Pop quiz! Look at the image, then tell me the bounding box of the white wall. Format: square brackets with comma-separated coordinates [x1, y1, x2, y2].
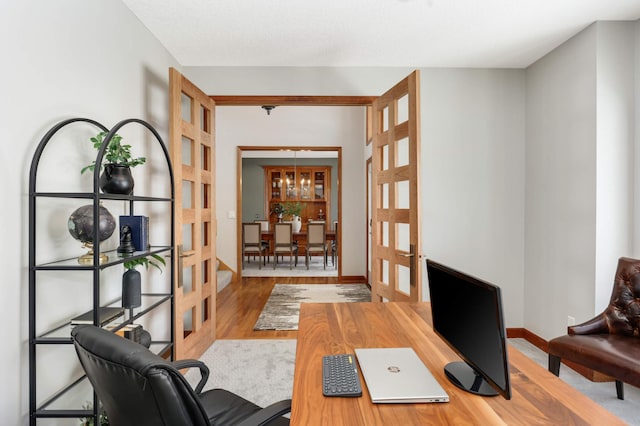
[421, 69, 526, 327]
[214, 105, 367, 276]
[1, 1, 180, 424]
[636, 22, 640, 255]
[525, 21, 638, 340]
[525, 25, 599, 341]
[595, 22, 636, 311]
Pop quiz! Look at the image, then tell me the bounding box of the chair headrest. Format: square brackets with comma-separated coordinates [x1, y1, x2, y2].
[606, 257, 640, 336]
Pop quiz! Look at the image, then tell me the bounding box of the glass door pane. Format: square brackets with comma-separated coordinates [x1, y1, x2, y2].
[314, 171, 325, 200]
[285, 170, 297, 200]
[300, 171, 311, 200]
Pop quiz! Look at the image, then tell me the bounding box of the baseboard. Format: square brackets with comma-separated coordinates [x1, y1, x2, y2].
[339, 275, 367, 283]
[507, 327, 614, 383]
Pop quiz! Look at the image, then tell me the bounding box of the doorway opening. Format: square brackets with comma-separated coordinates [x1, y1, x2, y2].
[237, 146, 342, 278]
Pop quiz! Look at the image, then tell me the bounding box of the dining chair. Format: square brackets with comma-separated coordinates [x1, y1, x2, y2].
[242, 222, 267, 269]
[273, 222, 298, 269]
[331, 221, 338, 268]
[254, 220, 271, 258]
[306, 222, 327, 270]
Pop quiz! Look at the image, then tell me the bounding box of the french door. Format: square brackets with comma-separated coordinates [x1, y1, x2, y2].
[370, 71, 422, 302]
[169, 68, 217, 359]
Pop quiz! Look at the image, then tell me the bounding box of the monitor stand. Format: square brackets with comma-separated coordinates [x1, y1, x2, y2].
[444, 362, 498, 396]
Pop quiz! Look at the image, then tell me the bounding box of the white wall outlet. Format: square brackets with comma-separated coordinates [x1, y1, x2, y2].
[228, 210, 236, 219]
[567, 316, 576, 326]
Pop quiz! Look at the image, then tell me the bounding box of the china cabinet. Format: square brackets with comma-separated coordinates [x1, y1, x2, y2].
[264, 166, 330, 230]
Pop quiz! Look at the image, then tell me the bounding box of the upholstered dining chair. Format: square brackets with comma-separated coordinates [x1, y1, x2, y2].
[273, 222, 298, 269]
[71, 325, 291, 426]
[242, 222, 267, 269]
[331, 221, 338, 269]
[548, 257, 640, 400]
[306, 222, 327, 270]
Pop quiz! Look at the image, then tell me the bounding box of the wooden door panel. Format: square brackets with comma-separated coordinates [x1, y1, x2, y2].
[169, 67, 216, 359]
[371, 71, 421, 302]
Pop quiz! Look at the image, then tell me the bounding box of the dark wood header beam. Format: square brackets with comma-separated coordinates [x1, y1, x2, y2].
[209, 95, 375, 106]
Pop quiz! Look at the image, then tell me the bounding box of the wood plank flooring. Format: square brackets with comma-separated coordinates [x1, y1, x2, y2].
[216, 276, 349, 339]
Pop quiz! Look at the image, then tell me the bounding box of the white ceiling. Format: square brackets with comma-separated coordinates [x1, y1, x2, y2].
[122, 0, 640, 68]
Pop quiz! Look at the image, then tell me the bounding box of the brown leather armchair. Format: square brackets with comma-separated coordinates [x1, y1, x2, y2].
[548, 257, 640, 400]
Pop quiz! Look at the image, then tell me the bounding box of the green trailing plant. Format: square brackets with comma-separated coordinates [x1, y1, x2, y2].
[81, 131, 146, 174]
[80, 402, 108, 425]
[283, 201, 303, 218]
[123, 253, 166, 272]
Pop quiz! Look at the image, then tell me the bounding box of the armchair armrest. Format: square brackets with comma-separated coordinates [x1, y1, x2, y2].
[236, 399, 292, 426]
[172, 359, 210, 394]
[568, 313, 608, 335]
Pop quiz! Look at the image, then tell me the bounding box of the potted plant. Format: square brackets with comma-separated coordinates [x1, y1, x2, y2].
[81, 131, 146, 195]
[121, 254, 166, 310]
[271, 203, 285, 222]
[283, 201, 303, 232]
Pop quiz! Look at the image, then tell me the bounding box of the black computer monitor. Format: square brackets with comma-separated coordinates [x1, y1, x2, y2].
[426, 259, 511, 399]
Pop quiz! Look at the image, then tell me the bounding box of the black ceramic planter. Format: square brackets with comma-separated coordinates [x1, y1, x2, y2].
[100, 163, 134, 195]
[122, 268, 141, 309]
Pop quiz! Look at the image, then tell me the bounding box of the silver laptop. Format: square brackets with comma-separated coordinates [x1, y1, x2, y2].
[355, 347, 449, 404]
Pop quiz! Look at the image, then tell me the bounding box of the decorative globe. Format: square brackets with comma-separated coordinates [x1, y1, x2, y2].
[67, 204, 116, 244]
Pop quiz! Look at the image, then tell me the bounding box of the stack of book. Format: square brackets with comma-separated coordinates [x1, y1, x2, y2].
[70, 307, 124, 327]
[104, 323, 145, 344]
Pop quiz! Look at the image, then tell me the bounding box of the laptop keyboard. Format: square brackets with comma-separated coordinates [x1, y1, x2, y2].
[322, 354, 363, 397]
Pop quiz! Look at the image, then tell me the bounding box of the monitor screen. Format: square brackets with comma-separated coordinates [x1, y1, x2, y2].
[426, 259, 511, 399]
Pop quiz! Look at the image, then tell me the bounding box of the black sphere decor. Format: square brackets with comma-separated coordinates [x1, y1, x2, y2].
[67, 204, 116, 244]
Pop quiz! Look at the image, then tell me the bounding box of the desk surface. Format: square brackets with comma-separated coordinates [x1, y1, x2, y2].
[291, 302, 624, 425]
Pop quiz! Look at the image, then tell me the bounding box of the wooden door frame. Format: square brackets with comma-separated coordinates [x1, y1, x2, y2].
[236, 145, 342, 279]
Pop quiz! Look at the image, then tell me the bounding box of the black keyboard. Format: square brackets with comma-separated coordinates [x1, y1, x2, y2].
[322, 354, 363, 397]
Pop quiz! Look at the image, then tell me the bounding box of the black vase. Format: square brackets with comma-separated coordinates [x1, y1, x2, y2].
[122, 269, 141, 309]
[100, 163, 134, 195]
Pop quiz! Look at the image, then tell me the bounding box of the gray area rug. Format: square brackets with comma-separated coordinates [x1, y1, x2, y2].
[185, 339, 296, 409]
[254, 283, 371, 330]
[188, 338, 639, 425]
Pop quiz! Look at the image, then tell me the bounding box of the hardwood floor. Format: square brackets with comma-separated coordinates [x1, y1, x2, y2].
[216, 276, 348, 339]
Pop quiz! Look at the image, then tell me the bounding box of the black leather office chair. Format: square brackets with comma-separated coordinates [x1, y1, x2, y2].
[71, 325, 291, 426]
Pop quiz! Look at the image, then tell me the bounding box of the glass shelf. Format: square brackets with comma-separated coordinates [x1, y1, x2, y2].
[36, 295, 172, 341]
[32, 191, 172, 203]
[33, 246, 172, 270]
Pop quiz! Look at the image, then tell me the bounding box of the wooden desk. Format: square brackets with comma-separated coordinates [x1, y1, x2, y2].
[291, 302, 624, 425]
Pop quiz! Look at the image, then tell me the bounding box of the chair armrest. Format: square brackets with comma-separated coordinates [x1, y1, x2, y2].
[568, 313, 608, 335]
[236, 399, 292, 426]
[172, 359, 210, 394]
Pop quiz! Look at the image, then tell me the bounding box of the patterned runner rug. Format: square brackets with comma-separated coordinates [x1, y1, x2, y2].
[254, 283, 371, 330]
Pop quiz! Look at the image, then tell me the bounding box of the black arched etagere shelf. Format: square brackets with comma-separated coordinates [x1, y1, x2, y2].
[28, 118, 175, 425]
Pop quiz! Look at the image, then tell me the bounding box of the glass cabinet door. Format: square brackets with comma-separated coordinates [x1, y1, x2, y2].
[314, 171, 325, 200]
[270, 171, 282, 200]
[284, 170, 297, 200]
[299, 171, 312, 200]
